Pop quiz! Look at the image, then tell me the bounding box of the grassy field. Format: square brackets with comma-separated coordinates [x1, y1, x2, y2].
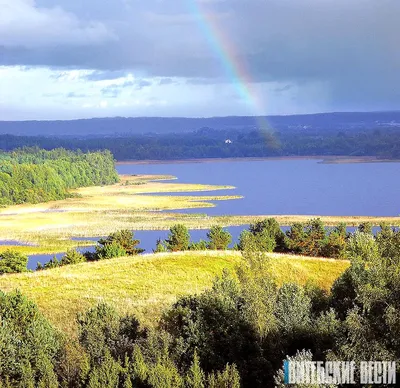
[0, 251, 349, 337]
[0, 174, 242, 254]
[1, 173, 399, 255]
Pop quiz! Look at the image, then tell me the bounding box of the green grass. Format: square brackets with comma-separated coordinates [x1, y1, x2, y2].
[0, 251, 349, 337]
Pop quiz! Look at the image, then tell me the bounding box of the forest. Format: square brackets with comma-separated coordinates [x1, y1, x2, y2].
[0, 148, 119, 206]
[1, 126, 400, 160]
[1, 220, 399, 386]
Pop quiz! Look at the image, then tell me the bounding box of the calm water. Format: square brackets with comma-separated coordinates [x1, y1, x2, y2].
[117, 159, 400, 216]
[24, 159, 400, 268]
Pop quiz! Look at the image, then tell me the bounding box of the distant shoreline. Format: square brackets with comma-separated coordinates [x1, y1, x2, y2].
[116, 156, 400, 165]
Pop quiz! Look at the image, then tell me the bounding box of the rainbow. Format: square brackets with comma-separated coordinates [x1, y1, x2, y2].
[187, 0, 274, 136]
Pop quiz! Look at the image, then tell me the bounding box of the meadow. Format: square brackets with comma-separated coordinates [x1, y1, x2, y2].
[0, 250, 349, 337]
[1, 173, 399, 255]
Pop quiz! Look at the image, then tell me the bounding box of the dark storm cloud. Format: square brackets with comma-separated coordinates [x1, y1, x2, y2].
[1, 0, 399, 109]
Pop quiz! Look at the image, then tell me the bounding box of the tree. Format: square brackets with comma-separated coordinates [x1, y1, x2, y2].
[275, 283, 311, 334]
[208, 364, 241, 388]
[0, 250, 28, 274]
[185, 351, 205, 388]
[346, 231, 379, 261]
[250, 218, 286, 251]
[322, 223, 348, 259]
[77, 303, 141, 367]
[286, 219, 327, 256]
[207, 226, 232, 250]
[0, 291, 62, 386]
[358, 222, 373, 235]
[98, 230, 144, 255]
[238, 229, 276, 252]
[165, 224, 190, 252]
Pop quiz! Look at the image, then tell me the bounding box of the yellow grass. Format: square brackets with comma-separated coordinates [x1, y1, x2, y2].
[0, 173, 399, 254]
[0, 174, 242, 253]
[0, 251, 349, 337]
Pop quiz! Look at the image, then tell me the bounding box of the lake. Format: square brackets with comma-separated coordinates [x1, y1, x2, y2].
[25, 158, 400, 269]
[117, 159, 400, 216]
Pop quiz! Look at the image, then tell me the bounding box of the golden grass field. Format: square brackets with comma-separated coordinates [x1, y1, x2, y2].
[0, 251, 349, 337]
[1, 173, 399, 255]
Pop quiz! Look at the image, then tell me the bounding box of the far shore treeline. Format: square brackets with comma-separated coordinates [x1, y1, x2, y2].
[0, 147, 119, 206]
[1, 125, 400, 161]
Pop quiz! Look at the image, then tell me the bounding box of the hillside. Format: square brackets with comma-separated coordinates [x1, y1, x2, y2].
[0, 251, 349, 337]
[1, 111, 399, 137]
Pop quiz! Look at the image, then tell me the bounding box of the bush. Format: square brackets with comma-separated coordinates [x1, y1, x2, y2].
[153, 238, 168, 253]
[95, 242, 127, 260]
[207, 226, 232, 250]
[60, 249, 86, 266]
[0, 250, 28, 274]
[189, 240, 208, 251]
[165, 224, 190, 252]
[37, 256, 61, 271]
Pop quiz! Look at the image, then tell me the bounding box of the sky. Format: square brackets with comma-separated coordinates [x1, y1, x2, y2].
[0, 0, 399, 120]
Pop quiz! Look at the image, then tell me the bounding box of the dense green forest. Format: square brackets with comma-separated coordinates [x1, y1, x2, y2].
[0, 148, 119, 206]
[1, 224, 399, 386]
[1, 126, 400, 160]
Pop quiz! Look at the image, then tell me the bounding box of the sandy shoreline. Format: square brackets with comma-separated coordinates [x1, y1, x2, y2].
[116, 156, 400, 165]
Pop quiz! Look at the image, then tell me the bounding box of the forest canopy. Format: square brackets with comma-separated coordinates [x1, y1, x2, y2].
[0, 148, 119, 206]
[1, 126, 400, 161]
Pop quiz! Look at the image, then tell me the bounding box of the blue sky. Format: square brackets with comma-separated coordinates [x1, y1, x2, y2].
[0, 0, 399, 120]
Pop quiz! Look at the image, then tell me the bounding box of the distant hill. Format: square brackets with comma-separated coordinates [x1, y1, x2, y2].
[1, 111, 400, 137]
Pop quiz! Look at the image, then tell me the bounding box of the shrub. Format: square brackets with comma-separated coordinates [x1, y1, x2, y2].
[60, 249, 86, 266]
[189, 240, 208, 251]
[0, 250, 28, 274]
[165, 224, 190, 252]
[39, 256, 61, 270]
[153, 239, 168, 253]
[95, 242, 127, 260]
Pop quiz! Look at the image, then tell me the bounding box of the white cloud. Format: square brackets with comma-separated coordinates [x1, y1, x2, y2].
[0, 0, 116, 48]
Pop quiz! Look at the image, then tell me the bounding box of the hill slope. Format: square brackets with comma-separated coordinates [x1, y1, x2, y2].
[1, 111, 399, 136]
[0, 251, 349, 337]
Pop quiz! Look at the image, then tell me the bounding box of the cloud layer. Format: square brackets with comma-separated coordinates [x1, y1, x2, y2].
[0, 0, 399, 118]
